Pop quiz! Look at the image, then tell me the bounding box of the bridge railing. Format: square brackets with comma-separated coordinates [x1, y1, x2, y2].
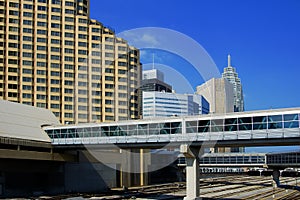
[49, 128, 300, 145]
[44, 111, 300, 145]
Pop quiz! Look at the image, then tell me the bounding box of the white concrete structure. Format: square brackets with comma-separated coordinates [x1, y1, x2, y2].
[142, 91, 209, 118]
[222, 55, 244, 112]
[0, 99, 59, 143]
[196, 78, 234, 114]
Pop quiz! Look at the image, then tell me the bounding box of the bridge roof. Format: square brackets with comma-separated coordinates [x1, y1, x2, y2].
[47, 106, 300, 129]
[0, 100, 59, 143]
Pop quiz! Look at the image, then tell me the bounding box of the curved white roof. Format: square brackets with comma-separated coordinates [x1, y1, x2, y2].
[0, 100, 60, 143]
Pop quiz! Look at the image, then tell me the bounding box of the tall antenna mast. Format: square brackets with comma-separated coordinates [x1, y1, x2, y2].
[228, 54, 231, 67]
[152, 53, 155, 70]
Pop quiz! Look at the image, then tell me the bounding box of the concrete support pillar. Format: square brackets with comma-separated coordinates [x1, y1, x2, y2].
[272, 169, 280, 187]
[120, 149, 150, 187]
[120, 149, 132, 187]
[180, 144, 202, 200]
[140, 149, 149, 186]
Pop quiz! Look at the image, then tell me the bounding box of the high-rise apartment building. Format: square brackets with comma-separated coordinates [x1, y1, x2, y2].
[0, 0, 141, 124]
[222, 55, 244, 112]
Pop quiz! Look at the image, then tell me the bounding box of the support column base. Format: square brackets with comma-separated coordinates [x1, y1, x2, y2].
[184, 197, 202, 200]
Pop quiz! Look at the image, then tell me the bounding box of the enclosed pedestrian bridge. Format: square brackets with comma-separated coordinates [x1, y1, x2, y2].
[44, 107, 300, 148]
[44, 107, 300, 200]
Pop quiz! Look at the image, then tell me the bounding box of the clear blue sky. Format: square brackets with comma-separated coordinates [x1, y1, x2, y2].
[90, 0, 300, 152]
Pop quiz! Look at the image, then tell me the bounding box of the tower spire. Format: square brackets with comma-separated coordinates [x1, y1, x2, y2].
[152, 53, 155, 70]
[227, 54, 231, 67]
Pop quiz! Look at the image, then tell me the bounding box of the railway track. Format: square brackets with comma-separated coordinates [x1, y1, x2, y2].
[202, 177, 298, 200]
[32, 175, 300, 199]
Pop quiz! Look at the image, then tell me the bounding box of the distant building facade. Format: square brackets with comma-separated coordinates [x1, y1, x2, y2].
[140, 69, 172, 117]
[143, 91, 209, 118]
[196, 78, 234, 114]
[141, 69, 172, 93]
[222, 55, 244, 112]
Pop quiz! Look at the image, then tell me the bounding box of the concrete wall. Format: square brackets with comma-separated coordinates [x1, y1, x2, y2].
[64, 162, 117, 193]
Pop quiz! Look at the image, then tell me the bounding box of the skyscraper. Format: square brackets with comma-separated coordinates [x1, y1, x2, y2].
[0, 0, 141, 124]
[196, 78, 234, 114]
[222, 55, 244, 112]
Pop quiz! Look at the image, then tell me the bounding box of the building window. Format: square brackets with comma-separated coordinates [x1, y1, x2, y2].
[65, 17, 74, 22]
[23, 69, 32, 74]
[37, 94, 46, 99]
[22, 60, 32, 66]
[51, 96, 60, 101]
[23, 20, 32, 25]
[65, 25, 74, 30]
[65, 32, 74, 38]
[78, 42, 87, 47]
[23, 52, 33, 58]
[23, 44, 33, 50]
[51, 79, 60, 84]
[92, 28, 100, 33]
[65, 105, 73, 110]
[65, 40, 74, 46]
[38, 6, 47, 11]
[51, 31, 60, 36]
[51, 71, 60, 76]
[23, 28, 33, 33]
[37, 29, 47, 34]
[65, 56, 74, 62]
[65, 97, 73, 102]
[37, 86, 46, 91]
[23, 93, 32, 98]
[65, 48, 74, 54]
[52, 0, 61, 5]
[105, 45, 114, 50]
[51, 104, 60, 109]
[51, 55, 60, 60]
[37, 62, 46, 67]
[37, 14, 47, 19]
[51, 47, 60, 52]
[51, 87, 60, 92]
[37, 22, 46, 27]
[23, 4, 32, 9]
[51, 8, 61, 12]
[65, 1, 75, 6]
[78, 26, 87, 31]
[37, 46, 46, 51]
[65, 9, 75, 14]
[37, 37, 46, 43]
[23, 77, 32, 82]
[37, 54, 46, 59]
[64, 64, 74, 69]
[37, 78, 46, 83]
[92, 36, 100, 40]
[64, 88, 73, 93]
[51, 23, 60, 28]
[64, 72, 73, 77]
[51, 63, 60, 68]
[65, 113, 74, 118]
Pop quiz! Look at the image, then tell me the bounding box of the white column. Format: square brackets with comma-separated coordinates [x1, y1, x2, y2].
[180, 144, 202, 200]
[184, 157, 201, 200]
